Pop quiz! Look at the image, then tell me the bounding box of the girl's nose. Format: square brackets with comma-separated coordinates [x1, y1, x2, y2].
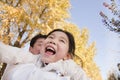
[49, 41, 56, 45]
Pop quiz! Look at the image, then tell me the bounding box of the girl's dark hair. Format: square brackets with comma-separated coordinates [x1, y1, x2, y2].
[47, 29, 75, 57]
[30, 34, 47, 47]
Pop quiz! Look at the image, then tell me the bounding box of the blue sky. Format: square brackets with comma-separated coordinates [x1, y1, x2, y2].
[70, 0, 120, 80]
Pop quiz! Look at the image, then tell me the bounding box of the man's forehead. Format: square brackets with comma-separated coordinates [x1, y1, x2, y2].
[36, 38, 45, 43]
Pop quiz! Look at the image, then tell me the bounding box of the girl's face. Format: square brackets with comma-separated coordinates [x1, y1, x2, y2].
[41, 31, 70, 63]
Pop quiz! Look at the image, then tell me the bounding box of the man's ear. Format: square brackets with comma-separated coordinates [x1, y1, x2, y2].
[63, 53, 72, 60]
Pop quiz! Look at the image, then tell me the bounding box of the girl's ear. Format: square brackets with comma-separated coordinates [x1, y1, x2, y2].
[63, 53, 72, 60]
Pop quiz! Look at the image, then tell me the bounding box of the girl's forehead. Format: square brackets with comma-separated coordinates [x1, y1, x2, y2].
[48, 31, 69, 41]
[50, 31, 68, 37]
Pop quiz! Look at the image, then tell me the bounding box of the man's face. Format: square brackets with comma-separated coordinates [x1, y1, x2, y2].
[29, 38, 45, 55]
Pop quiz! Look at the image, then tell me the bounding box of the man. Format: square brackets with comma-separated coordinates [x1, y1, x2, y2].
[0, 33, 46, 80]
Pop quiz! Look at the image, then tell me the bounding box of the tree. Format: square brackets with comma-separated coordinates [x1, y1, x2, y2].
[100, 1, 120, 79]
[0, 0, 102, 80]
[100, 0, 120, 34]
[108, 63, 120, 80]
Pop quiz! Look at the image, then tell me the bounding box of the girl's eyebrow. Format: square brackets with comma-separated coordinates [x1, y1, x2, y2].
[49, 33, 68, 42]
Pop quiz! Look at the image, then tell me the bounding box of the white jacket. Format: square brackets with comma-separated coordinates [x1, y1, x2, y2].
[0, 41, 38, 64]
[42, 59, 90, 80]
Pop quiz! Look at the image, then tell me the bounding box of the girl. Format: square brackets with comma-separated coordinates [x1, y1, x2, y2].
[0, 29, 90, 80]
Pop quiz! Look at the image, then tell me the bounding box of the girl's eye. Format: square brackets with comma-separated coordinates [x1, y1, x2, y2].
[60, 39, 65, 43]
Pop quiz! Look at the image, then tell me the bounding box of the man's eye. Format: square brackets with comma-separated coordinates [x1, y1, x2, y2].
[38, 43, 42, 46]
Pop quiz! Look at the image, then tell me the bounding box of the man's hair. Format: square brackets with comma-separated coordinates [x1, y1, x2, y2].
[30, 34, 46, 47]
